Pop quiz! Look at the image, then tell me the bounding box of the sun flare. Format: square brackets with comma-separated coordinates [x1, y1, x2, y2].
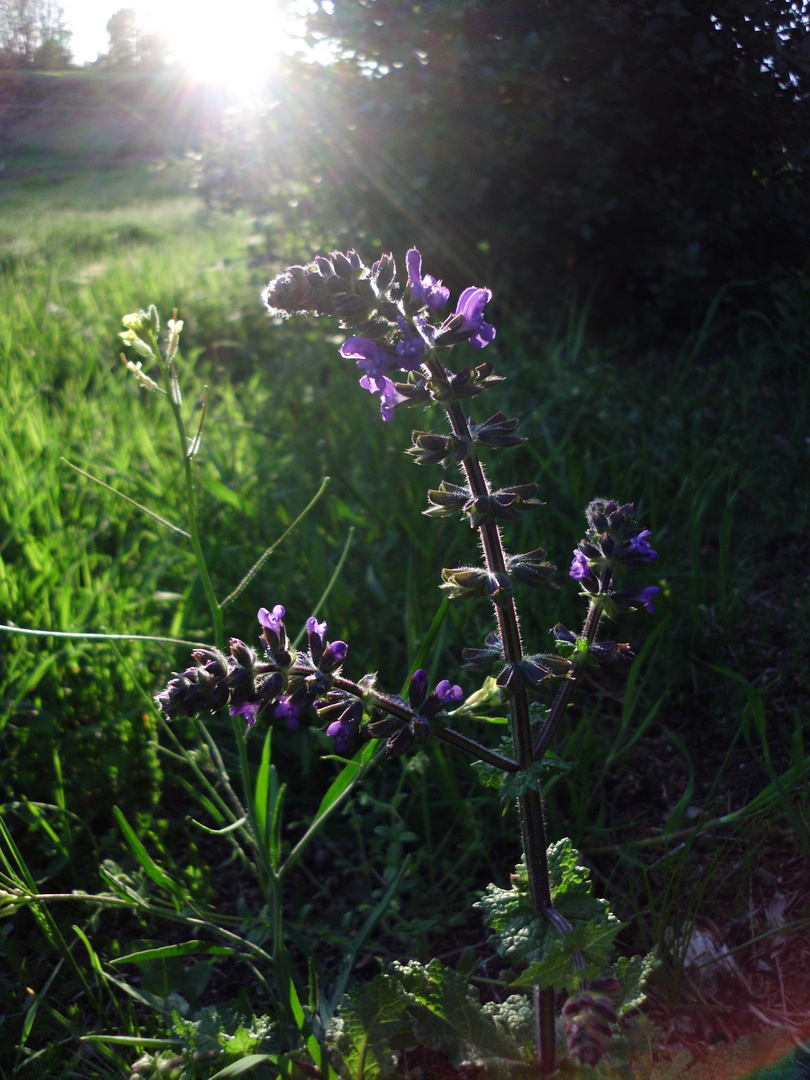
[140, 0, 301, 96]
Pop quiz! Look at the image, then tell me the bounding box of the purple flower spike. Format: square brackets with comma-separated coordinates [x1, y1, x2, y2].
[629, 530, 657, 561]
[406, 248, 450, 311]
[340, 337, 396, 379]
[230, 700, 260, 727]
[455, 287, 496, 348]
[569, 550, 593, 581]
[634, 586, 660, 613]
[359, 372, 408, 421]
[435, 680, 463, 705]
[258, 605, 285, 633]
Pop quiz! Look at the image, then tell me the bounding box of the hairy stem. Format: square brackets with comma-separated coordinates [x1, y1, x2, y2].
[443, 393, 556, 1072]
[532, 566, 612, 761]
[329, 673, 520, 771]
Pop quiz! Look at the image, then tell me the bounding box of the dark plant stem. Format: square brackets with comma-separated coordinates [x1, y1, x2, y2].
[442, 393, 556, 1074]
[329, 673, 520, 771]
[532, 566, 612, 761]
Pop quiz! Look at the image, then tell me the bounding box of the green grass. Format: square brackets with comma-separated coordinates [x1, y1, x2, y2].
[1, 161, 809, 1077]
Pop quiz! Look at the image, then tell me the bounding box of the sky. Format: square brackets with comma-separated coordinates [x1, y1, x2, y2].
[63, 0, 315, 88]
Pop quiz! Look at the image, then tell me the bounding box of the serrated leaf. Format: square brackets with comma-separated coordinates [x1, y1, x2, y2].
[499, 755, 571, 801]
[471, 734, 515, 789]
[326, 973, 410, 1080]
[386, 959, 526, 1070]
[470, 760, 504, 789]
[612, 949, 660, 1017]
[510, 917, 624, 992]
[476, 840, 624, 992]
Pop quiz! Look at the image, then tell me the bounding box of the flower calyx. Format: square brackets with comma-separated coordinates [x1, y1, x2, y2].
[504, 548, 557, 589]
[441, 565, 513, 605]
[468, 410, 526, 449]
[464, 483, 543, 528]
[407, 429, 471, 467]
[462, 632, 504, 672]
[424, 481, 471, 518]
[425, 482, 542, 528]
[496, 653, 571, 701]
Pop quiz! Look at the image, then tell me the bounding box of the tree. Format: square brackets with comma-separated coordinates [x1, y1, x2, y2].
[105, 7, 137, 66]
[225, 0, 810, 330]
[0, 0, 71, 68]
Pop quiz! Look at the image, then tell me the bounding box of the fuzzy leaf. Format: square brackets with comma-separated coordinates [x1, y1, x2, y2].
[389, 959, 527, 1069]
[611, 949, 660, 1017]
[476, 840, 624, 993]
[510, 917, 624, 991]
[326, 973, 409, 1079]
[499, 756, 571, 801]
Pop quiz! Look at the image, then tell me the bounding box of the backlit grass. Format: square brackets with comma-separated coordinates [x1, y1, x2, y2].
[1, 160, 808, 1076]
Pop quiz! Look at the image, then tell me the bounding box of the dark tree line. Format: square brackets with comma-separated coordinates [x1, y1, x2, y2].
[206, 0, 810, 332]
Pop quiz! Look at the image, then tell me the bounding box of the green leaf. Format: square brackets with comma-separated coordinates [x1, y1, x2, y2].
[112, 807, 186, 905]
[510, 917, 623, 991]
[328, 960, 534, 1080]
[475, 840, 624, 993]
[110, 941, 235, 965]
[388, 959, 529, 1071]
[208, 1054, 276, 1078]
[611, 949, 660, 1017]
[499, 755, 571, 801]
[326, 973, 409, 1080]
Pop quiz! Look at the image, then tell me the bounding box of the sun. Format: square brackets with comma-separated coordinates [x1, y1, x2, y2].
[140, 0, 302, 97]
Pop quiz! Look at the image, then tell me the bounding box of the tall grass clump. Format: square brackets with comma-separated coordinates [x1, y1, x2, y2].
[1, 169, 809, 1078]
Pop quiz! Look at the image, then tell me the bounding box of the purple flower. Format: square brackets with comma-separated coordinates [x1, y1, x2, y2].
[569, 550, 594, 581]
[340, 337, 396, 379]
[395, 316, 424, 371]
[258, 605, 285, 634]
[275, 697, 301, 729]
[406, 248, 450, 311]
[408, 668, 429, 711]
[455, 287, 496, 348]
[434, 680, 463, 706]
[633, 586, 660, 613]
[628, 530, 657, 561]
[323, 698, 363, 753]
[230, 700, 260, 728]
[326, 720, 353, 753]
[359, 372, 408, 421]
[325, 640, 348, 665]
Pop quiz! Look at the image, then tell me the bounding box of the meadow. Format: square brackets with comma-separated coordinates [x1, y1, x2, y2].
[1, 154, 809, 1078]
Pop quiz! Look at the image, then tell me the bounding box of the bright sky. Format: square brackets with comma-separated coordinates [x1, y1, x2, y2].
[65, 0, 316, 91]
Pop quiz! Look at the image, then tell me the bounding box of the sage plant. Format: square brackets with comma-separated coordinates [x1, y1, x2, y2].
[156, 248, 660, 1073]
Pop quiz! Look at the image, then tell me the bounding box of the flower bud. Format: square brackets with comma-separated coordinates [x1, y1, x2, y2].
[365, 714, 404, 739]
[385, 725, 415, 758]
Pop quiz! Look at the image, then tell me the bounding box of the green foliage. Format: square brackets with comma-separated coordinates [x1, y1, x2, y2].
[476, 841, 625, 993]
[1, 153, 809, 1078]
[203, 1, 810, 332]
[472, 746, 572, 797]
[326, 959, 535, 1079]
